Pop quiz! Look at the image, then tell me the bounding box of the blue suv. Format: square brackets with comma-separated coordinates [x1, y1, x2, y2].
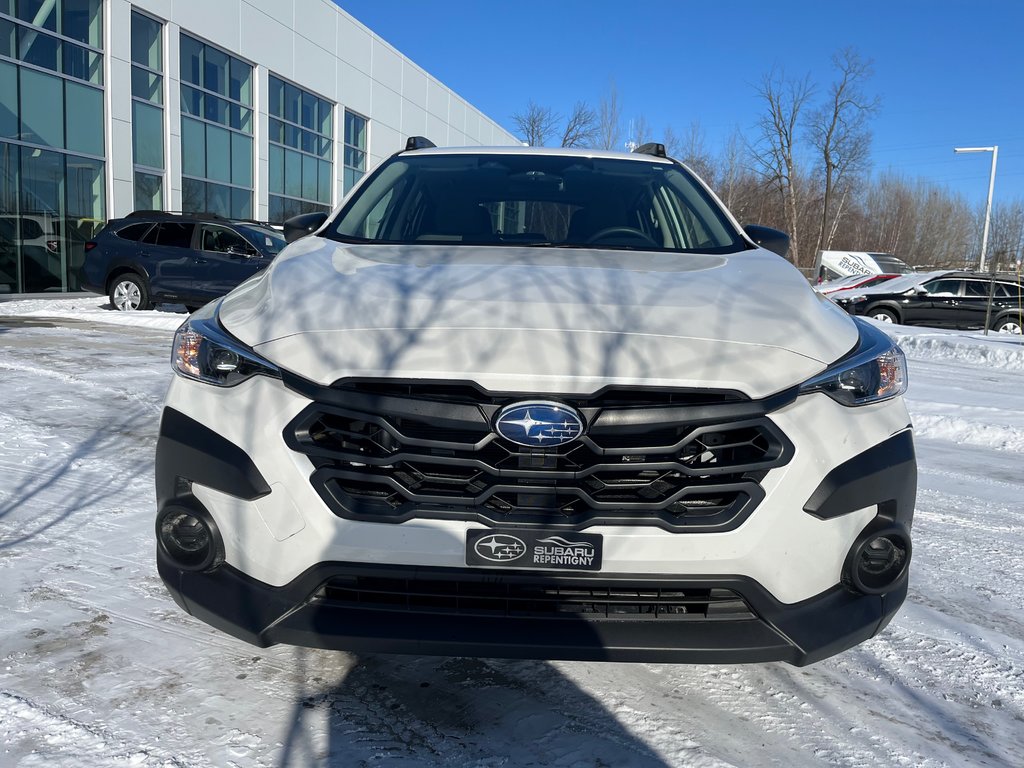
[81, 212, 286, 311]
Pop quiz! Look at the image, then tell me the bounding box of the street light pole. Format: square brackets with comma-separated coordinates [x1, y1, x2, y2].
[954, 146, 999, 272]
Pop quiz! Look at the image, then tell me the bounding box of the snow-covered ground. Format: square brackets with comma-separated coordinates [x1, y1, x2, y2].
[1, 297, 1022, 767]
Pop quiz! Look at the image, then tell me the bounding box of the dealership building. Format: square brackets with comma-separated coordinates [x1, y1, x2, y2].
[0, 0, 519, 294]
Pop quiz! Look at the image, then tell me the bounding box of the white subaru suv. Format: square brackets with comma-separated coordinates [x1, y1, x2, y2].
[156, 141, 915, 665]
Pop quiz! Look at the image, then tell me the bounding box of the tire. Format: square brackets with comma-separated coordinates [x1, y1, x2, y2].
[992, 316, 1023, 334]
[868, 308, 897, 324]
[109, 273, 151, 311]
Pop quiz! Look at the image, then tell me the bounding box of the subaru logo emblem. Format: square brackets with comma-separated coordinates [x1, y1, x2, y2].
[494, 401, 584, 447]
[474, 534, 528, 562]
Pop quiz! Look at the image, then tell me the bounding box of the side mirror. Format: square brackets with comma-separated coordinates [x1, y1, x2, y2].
[284, 212, 329, 243]
[744, 225, 790, 260]
[226, 244, 256, 258]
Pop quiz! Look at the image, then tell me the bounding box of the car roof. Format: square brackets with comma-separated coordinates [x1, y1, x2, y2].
[400, 145, 674, 164]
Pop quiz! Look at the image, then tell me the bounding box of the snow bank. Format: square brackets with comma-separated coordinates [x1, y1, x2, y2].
[0, 297, 186, 331]
[890, 328, 1024, 372]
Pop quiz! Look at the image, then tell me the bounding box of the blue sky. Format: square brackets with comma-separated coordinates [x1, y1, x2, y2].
[336, 0, 1024, 209]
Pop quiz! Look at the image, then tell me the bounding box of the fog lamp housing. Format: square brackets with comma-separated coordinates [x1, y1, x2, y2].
[844, 525, 911, 595]
[157, 506, 223, 572]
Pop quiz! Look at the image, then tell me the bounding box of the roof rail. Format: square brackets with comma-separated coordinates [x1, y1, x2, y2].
[405, 136, 437, 151]
[633, 142, 667, 158]
[126, 210, 227, 221]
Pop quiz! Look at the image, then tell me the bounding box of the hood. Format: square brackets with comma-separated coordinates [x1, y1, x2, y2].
[219, 239, 859, 398]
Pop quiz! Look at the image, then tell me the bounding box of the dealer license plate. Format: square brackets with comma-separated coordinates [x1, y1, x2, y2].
[466, 529, 603, 572]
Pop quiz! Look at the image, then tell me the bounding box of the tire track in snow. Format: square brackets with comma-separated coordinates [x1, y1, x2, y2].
[0, 691, 195, 768]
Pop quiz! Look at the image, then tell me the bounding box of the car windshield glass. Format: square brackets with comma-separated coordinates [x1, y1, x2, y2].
[326, 153, 745, 253]
[235, 225, 287, 255]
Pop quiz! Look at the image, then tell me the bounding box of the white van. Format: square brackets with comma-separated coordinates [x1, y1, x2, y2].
[817, 250, 913, 281]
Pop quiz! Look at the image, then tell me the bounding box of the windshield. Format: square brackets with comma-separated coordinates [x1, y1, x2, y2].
[326, 153, 745, 253]
[235, 224, 287, 255]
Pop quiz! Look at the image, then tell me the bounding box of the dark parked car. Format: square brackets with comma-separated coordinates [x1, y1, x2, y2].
[832, 271, 1024, 333]
[81, 211, 287, 311]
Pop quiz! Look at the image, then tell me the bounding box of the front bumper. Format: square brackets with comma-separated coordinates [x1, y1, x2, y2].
[157, 553, 907, 666]
[155, 371, 916, 665]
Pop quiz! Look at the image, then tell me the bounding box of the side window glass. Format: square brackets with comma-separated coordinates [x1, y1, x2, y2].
[202, 225, 250, 253]
[141, 223, 162, 244]
[117, 222, 153, 241]
[922, 279, 960, 296]
[993, 283, 1013, 299]
[156, 222, 196, 248]
[964, 281, 990, 297]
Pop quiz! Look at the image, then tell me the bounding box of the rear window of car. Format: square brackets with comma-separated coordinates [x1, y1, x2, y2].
[0, 217, 44, 239]
[115, 222, 154, 241]
[143, 222, 195, 248]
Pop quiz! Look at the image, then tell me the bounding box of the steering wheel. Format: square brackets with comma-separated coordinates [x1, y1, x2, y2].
[585, 226, 659, 248]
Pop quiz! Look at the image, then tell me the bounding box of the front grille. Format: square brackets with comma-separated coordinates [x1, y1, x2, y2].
[317, 575, 754, 621]
[285, 380, 794, 531]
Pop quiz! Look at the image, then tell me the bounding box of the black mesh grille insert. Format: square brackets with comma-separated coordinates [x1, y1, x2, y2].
[317, 576, 754, 621]
[286, 382, 794, 532]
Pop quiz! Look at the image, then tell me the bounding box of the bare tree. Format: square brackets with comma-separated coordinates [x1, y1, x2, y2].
[597, 80, 623, 151]
[749, 69, 814, 266]
[560, 101, 598, 148]
[511, 101, 559, 147]
[807, 49, 879, 255]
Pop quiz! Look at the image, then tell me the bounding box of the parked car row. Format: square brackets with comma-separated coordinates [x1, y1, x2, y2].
[79, 211, 287, 311]
[829, 270, 1024, 333]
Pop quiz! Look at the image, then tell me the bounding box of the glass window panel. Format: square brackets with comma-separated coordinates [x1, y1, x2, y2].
[230, 132, 251, 188]
[19, 147, 64, 291]
[319, 137, 332, 159]
[301, 153, 317, 200]
[19, 67, 63, 148]
[344, 147, 365, 172]
[205, 123, 230, 183]
[300, 129, 315, 155]
[181, 117, 205, 178]
[0, 142, 17, 293]
[179, 34, 202, 86]
[206, 182, 229, 217]
[269, 194, 284, 225]
[284, 122, 299, 150]
[317, 159, 331, 204]
[319, 99, 332, 137]
[64, 43, 103, 85]
[131, 68, 162, 103]
[131, 12, 161, 70]
[17, 0, 57, 32]
[300, 91, 315, 130]
[155, 222, 194, 248]
[0, 61, 17, 140]
[0, 18, 15, 58]
[268, 117, 284, 145]
[229, 103, 252, 133]
[284, 148, 301, 198]
[268, 143, 283, 195]
[284, 82, 299, 124]
[63, 0, 103, 48]
[229, 57, 251, 105]
[65, 154, 104, 289]
[181, 177, 204, 213]
[203, 45, 227, 96]
[134, 170, 163, 211]
[0, 1, 12, 17]
[19, 26, 60, 71]
[64, 81, 103, 156]
[345, 111, 366, 150]
[344, 166, 362, 193]
[268, 75, 283, 118]
[204, 93, 227, 125]
[132, 100, 163, 169]
[230, 187, 251, 219]
[180, 84, 201, 117]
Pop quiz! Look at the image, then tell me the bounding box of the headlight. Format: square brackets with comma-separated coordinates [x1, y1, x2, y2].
[172, 305, 280, 387]
[799, 319, 908, 406]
